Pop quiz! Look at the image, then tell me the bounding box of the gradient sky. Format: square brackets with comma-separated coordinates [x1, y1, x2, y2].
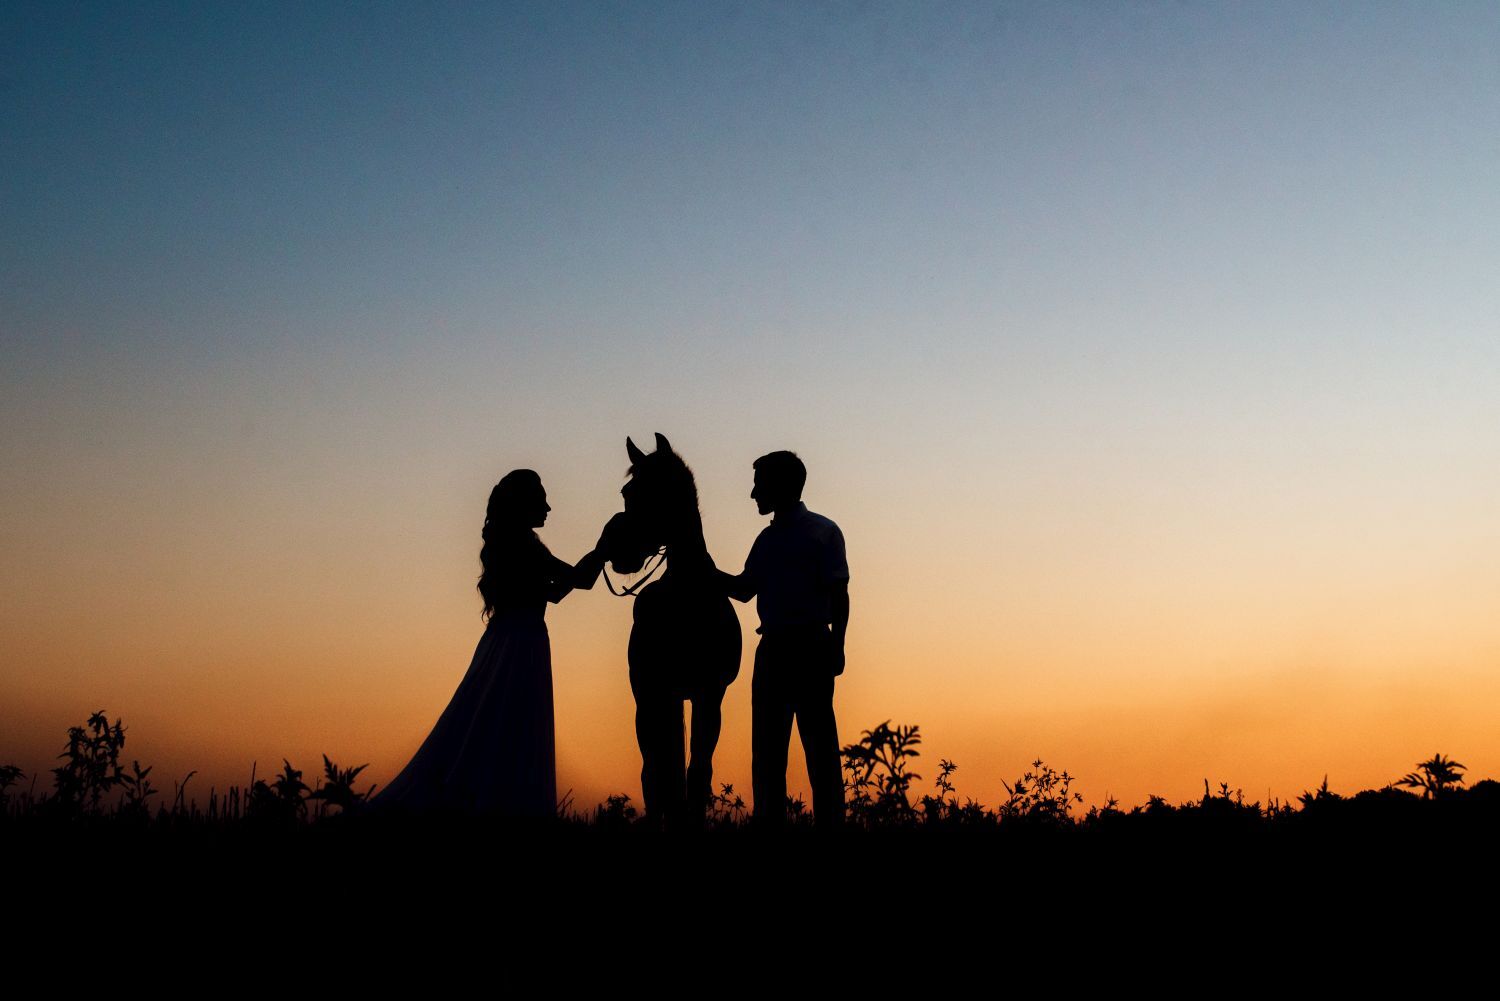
[4, 2, 1499, 811]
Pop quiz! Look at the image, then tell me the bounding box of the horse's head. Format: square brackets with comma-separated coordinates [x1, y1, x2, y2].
[611, 432, 700, 571]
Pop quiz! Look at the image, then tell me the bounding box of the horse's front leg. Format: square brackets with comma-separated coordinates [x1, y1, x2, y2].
[630, 659, 686, 829]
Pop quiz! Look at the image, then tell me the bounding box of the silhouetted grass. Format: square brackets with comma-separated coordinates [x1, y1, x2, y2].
[7, 709, 1500, 869]
[10, 713, 1499, 959]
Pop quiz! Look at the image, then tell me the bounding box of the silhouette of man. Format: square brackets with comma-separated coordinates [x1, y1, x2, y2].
[718, 451, 848, 827]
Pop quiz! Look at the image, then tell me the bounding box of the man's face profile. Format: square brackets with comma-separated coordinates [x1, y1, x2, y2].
[752, 467, 794, 516]
[751, 468, 771, 515]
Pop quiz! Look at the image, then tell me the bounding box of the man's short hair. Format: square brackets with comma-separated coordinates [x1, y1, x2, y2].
[753, 450, 807, 498]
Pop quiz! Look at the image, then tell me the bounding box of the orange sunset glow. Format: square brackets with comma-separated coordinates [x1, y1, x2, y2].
[4, 4, 1500, 820]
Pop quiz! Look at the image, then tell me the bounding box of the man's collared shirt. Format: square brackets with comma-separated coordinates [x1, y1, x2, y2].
[744, 501, 849, 630]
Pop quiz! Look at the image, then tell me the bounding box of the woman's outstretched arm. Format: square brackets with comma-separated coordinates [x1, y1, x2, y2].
[542, 548, 606, 603]
[541, 514, 627, 603]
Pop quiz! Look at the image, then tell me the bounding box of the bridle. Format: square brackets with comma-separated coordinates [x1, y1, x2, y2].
[601, 547, 668, 597]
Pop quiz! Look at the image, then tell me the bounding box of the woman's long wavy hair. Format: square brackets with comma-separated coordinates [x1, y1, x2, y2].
[477, 469, 543, 621]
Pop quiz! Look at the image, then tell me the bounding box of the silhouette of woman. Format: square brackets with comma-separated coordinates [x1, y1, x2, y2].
[372, 470, 614, 817]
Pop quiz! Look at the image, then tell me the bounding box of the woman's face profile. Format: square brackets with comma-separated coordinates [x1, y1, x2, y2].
[528, 485, 550, 528]
[501, 473, 549, 529]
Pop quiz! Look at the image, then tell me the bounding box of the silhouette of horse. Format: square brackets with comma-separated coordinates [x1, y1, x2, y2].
[610, 433, 741, 827]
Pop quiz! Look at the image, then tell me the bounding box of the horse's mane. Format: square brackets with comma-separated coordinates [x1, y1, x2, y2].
[627, 447, 701, 517]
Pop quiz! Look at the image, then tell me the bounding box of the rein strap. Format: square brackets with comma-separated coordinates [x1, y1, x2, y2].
[602, 548, 668, 597]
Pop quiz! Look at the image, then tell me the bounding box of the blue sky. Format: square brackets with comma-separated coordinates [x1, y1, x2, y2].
[4, 2, 1499, 803]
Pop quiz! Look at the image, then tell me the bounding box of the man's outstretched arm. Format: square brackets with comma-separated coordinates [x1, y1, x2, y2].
[830, 578, 849, 676]
[715, 567, 757, 603]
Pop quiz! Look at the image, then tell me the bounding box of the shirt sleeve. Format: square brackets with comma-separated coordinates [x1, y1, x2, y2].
[823, 523, 849, 581]
[739, 532, 757, 585]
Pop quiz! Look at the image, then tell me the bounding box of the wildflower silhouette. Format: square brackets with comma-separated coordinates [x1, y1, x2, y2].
[7, 710, 1499, 851]
[52, 710, 126, 813]
[919, 758, 958, 823]
[707, 783, 748, 827]
[1396, 753, 1466, 799]
[308, 755, 376, 816]
[0, 764, 23, 818]
[594, 793, 638, 829]
[119, 760, 157, 815]
[248, 760, 309, 822]
[919, 758, 991, 826]
[999, 759, 1082, 828]
[841, 720, 922, 826]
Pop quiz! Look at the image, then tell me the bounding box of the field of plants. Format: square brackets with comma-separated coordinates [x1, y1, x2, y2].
[8, 709, 1496, 960]
[7, 710, 1497, 844]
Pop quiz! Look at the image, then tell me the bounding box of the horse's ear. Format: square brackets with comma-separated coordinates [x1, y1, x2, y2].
[654, 432, 672, 454]
[626, 437, 646, 465]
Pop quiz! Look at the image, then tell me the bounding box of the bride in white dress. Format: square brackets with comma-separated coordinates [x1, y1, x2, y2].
[373, 469, 616, 817]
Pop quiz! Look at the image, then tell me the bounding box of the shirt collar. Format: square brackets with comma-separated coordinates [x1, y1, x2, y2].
[771, 501, 808, 525]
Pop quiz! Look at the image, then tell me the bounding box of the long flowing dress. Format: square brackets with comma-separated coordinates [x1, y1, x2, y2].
[373, 538, 560, 817]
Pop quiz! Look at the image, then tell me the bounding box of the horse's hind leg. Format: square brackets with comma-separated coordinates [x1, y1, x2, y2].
[686, 684, 727, 821]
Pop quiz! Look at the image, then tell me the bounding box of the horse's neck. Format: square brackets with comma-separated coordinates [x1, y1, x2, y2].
[663, 519, 710, 578]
